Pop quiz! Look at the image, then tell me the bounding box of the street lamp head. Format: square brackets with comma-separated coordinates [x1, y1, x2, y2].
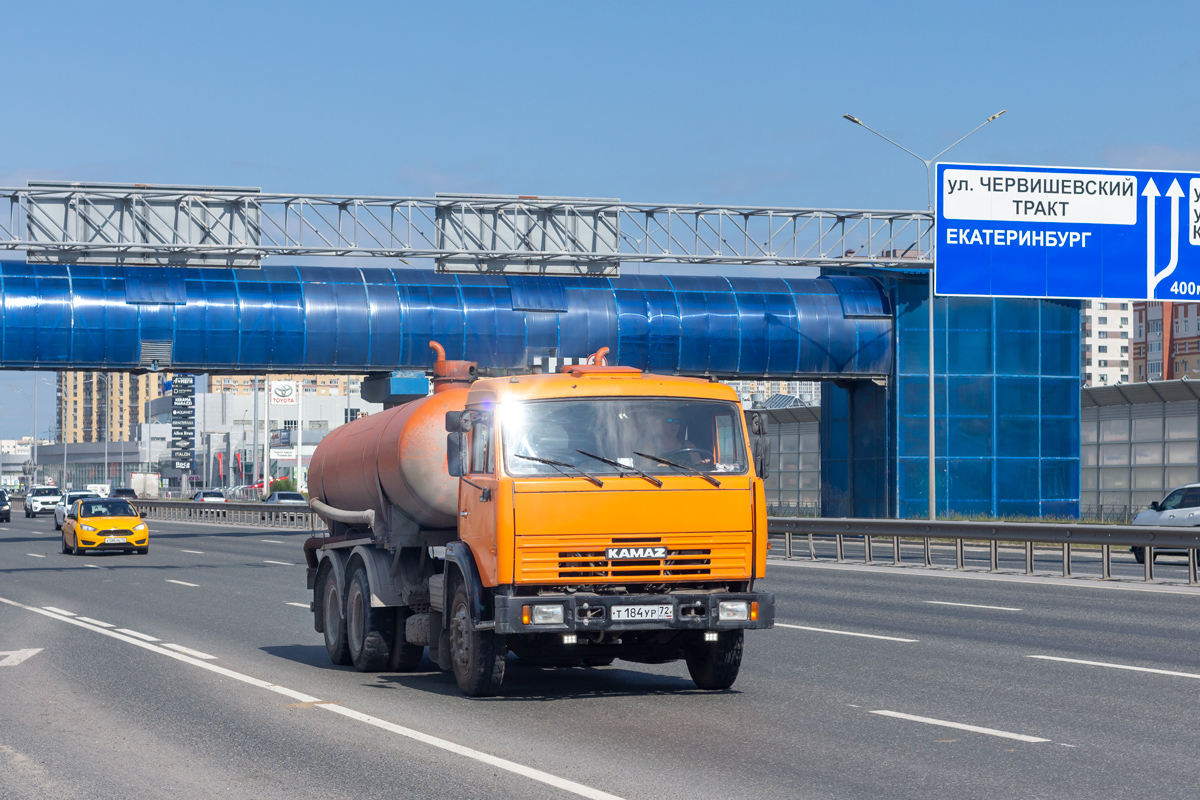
[987, 109, 1007, 122]
[842, 114, 863, 125]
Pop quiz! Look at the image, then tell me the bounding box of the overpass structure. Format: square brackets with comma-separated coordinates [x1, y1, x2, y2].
[0, 182, 1080, 519]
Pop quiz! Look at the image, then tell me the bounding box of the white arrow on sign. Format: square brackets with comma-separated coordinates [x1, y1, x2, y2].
[0, 648, 42, 666]
[1145, 177, 1185, 298]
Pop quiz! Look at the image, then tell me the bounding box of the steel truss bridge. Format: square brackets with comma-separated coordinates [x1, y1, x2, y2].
[0, 182, 933, 272]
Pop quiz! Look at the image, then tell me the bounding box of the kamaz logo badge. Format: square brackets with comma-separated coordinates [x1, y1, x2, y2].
[605, 546, 667, 560]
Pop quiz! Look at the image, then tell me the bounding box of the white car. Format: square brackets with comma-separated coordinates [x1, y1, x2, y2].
[1130, 483, 1200, 563]
[191, 490, 227, 503]
[25, 486, 63, 517]
[55, 491, 102, 530]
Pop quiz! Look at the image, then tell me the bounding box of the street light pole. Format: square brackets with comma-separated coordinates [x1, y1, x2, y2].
[843, 110, 1006, 520]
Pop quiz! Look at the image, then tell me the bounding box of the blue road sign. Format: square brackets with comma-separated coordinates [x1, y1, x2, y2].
[936, 162, 1200, 300]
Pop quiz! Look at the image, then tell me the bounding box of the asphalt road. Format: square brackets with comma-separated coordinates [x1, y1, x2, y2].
[3, 512, 1200, 799]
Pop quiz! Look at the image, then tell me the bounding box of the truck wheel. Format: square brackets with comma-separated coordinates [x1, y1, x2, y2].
[320, 569, 352, 666]
[448, 584, 505, 697]
[685, 630, 744, 691]
[389, 608, 425, 672]
[346, 566, 393, 672]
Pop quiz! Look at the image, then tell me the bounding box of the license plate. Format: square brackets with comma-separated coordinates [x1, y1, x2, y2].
[104, 536, 127, 544]
[610, 604, 673, 621]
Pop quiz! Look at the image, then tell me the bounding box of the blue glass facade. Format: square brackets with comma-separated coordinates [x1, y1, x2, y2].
[823, 274, 1081, 518]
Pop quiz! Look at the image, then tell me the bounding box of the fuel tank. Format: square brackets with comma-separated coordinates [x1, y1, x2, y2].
[307, 343, 474, 530]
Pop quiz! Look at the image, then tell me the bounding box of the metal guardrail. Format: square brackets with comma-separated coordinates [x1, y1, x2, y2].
[133, 500, 324, 531]
[768, 517, 1200, 585]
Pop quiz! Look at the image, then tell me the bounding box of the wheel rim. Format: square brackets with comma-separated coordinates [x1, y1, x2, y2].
[347, 580, 365, 655]
[449, 602, 472, 673]
[324, 579, 342, 640]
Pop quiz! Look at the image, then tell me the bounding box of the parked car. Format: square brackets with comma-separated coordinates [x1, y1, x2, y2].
[61, 497, 148, 555]
[0, 490, 10, 523]
[55, 491, 102, 530]
[1130, 484, 1200, 563]
[191, 490, 227, 503]
[111, 488, 138, 500]
[263, 491, 307, 504]
[25, 485, 62, 517]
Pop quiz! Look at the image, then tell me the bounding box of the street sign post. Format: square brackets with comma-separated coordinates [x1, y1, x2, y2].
[936, 162, 1200, 300]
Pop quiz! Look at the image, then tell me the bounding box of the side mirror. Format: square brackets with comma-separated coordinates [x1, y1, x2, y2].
[744, 411, 771, 480]
[445, 410, 471, 432]
[447, 432, 465, 477]
[1150, 500, 1161, 511]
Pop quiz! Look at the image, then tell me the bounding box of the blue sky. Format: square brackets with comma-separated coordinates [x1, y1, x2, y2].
[2, 0, 1197, 438]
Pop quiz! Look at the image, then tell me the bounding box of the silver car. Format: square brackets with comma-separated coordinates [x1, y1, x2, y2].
[1130, 484, 1200, 563]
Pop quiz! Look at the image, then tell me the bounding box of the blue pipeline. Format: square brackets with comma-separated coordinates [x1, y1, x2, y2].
[0, 262, 892, 376]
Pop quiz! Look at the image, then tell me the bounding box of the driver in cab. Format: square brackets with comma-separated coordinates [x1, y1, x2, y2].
[654, 415, 711, 466]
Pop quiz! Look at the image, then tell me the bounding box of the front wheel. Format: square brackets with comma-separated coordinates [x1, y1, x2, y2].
[448, 585, 506, 696]
[61, 532, 71, 554]
[320, 569, 351, 666]
[136, 547, 149, 555]
[346, 566, 393, 672]
[685, 630, 744, 691]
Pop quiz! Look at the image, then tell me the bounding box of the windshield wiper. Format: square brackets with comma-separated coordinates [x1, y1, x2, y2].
[513, 454, 604, 487]
[575, 449, 663, 487]
[633, 452, 721, 487]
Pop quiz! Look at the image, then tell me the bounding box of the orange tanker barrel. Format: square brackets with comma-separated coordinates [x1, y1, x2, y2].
[308, 342, 475, 531]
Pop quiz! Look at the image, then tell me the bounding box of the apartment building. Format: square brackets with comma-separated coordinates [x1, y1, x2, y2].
[57, 372, 167, 445]
[726, 380, 819, 406]
[1081, 299, 1132, 386]
[1130, 301, 1200, 383]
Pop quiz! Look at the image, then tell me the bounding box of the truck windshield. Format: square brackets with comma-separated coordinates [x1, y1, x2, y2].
[502, 398, 747, 477]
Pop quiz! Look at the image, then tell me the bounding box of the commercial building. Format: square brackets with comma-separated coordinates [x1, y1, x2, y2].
[1081, 299, 1132, 386]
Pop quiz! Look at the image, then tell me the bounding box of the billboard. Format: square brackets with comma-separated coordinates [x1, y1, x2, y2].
[270, 381, 297, 405]
[936, 162, 1200, 300]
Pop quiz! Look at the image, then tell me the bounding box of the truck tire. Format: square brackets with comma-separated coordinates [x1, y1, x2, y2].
[685, 630, 744, 691]
[448, 584, 505, 697]
[346, 565, 393, 672]
[389, 608, 425, 672]
[320, 568, 352, 666]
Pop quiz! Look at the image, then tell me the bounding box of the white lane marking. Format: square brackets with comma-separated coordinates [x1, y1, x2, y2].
[261, 540, 285, 544]
[285, 602, 309, 608]
[870, 710, 1050, 743]
[1029, 654, 1200, 680]
[0, 596, 627, 800]
[318, 704, 625, 800]
[115, 628, 160, 642]
[181, 550, 204, 554]
[84, 564, 104, 569]
[165, 579, 200, 587]
[42, 607, 75, 616]
[925, 601, 1023, 611]
[26, 554, 45, 558]
[0, 648, 42, 667]
[76, 617, 113, 627]
[776, 622, 918, 642]
[162, 643, 217, 660]
[263, 560, 294, 566]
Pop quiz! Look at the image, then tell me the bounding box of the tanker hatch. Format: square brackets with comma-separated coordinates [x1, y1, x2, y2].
[429, 340, 477, 393]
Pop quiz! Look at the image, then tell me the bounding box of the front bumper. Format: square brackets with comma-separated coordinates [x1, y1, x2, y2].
[76, 534, 148, 550]
[493, 591, 775, 635]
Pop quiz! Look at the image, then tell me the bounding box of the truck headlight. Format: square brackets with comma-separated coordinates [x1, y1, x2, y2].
[718, 601, 749, 621]
[531, 604, 565, 625]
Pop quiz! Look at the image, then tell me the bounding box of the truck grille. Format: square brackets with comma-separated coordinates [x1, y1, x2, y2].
[515, 533, 751, 583]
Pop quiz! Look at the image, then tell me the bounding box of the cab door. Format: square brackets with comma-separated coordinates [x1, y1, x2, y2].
[457, 411, 500, 586]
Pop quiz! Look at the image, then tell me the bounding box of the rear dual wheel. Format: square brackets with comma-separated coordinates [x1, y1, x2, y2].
[345, 566, 392, 672]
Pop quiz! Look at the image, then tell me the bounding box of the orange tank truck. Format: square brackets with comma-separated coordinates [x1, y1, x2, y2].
[305, 342, 775, 696]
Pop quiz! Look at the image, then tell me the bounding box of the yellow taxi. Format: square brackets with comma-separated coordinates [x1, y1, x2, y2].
[61, 497, 149, 555]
